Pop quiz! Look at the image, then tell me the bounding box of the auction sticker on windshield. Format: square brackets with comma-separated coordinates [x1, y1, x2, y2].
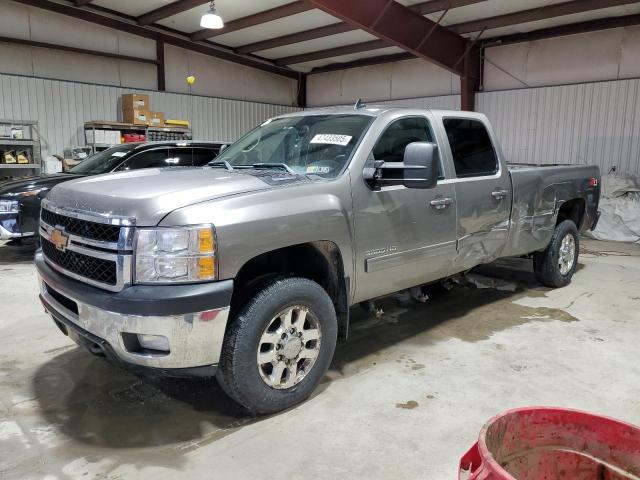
[310, 134, 352, 146]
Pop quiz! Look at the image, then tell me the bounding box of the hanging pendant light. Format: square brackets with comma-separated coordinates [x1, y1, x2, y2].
[200, 1, 224, 29]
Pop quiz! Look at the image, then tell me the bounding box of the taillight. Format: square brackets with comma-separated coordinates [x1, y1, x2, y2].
[588, 178, 599, 187]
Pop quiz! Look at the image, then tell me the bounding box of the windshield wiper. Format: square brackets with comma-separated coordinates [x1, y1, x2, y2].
[235, 163, 296, 174]
[208, 160, 234, 171]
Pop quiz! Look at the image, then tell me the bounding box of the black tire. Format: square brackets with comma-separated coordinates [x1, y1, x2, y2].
[217, 277, 337, 415]
[533, 220, 579, 288]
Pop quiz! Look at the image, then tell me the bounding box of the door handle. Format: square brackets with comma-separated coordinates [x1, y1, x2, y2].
[430, 197, 454, 210]
[491, 189, 509, 200]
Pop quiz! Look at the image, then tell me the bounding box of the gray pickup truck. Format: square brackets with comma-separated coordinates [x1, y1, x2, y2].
[35, 106, 600, 414]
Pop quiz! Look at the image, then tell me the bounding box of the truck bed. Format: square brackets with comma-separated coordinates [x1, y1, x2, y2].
[502, 163, 601, 258]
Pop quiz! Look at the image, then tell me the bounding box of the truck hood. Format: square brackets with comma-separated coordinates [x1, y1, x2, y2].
[46, 167, 279, 225]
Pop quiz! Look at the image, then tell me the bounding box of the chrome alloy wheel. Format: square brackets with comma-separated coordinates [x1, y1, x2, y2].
[257, 306, 321, 389]
[558, 234, 576, 275]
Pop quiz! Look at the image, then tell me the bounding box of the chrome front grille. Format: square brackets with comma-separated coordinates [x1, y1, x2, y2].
[41, 237, 118, 286]
[39, 201, 135, 292]
[41, 208, 121, 243]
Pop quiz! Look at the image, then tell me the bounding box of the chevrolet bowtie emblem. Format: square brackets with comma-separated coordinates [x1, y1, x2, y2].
[50, 228, 69, 251]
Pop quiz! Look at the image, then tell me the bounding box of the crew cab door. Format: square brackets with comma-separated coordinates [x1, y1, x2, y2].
[351, 115, 457, 303]
[438, 115, 511, 270]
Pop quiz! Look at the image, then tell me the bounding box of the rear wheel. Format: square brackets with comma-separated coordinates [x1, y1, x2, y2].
[217, 277, 337, 414]
[533, 220, 579, 288]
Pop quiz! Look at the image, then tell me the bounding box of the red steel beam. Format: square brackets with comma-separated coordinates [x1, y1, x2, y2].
[487, 12, 640, 45]
[12, 0, 298, 79]
[450, 0, 640, 34]
[191, 1, 313, 41]
[305, 0, 471, 76]
[277, 0, 640, 66]
[309, 52, 415, 74]
[138, 0, 210, 26]
[276, 39, 388, 66]
[237, 0, 486, 54]
[0, 35, 158, 64]
[308, 11, 640, 76]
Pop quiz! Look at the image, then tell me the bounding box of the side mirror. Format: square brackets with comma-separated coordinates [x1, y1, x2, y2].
[402, 142, 438, 189]
[363, 141, 439, 189]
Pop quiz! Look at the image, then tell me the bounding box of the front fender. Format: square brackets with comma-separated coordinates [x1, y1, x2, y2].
[160, 178, 355, 282]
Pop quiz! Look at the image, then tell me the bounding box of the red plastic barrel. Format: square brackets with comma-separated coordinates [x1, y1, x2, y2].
[459, 407, 640, 480]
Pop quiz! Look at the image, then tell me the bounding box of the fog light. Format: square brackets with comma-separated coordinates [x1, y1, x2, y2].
[137, 334, 170, 352]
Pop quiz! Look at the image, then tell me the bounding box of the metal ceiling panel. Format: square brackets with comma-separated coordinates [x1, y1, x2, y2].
[290, 46, 405, 72]
[473, 4, 640, 38]
[214, 10, 339, 48]
[422, 0, 572, 26]
[155, 0, 296, 33]
[90, 0, 174, 18]
[257, 29, 378, 59]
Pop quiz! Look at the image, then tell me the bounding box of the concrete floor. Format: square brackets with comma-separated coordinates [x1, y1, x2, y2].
[1, 238, 639, 480]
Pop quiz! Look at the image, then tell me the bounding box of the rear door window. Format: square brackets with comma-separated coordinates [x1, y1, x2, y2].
[443, 118, 498, 178]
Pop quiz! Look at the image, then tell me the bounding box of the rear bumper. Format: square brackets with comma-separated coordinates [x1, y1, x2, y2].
[35, 251, 233, 374]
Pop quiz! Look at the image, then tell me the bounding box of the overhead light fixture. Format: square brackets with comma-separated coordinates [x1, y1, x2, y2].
[200, 1, 224, 29]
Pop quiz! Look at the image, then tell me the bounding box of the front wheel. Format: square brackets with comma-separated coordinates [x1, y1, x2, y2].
[217, 277, 337, 414]
[533, 220, 579, 288]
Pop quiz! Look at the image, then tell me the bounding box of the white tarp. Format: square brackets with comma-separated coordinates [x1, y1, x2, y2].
[585, 174, 640, 243]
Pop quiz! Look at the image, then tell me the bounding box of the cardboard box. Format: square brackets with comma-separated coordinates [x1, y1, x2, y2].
[148, 112, 165, 127]
[123, 109, 150, 126]
[122, 93, 150, 111]
[62, 158, 81, 172]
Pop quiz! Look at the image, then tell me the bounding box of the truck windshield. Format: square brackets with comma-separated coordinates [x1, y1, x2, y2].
[214, 114, 372, 178]
[70, 145, 135, 174]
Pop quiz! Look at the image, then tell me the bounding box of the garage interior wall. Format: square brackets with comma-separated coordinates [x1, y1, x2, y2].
[479, 26, 640, 175]
[307, 27, 640, 175]
[0, 0, 298, 104]
[0, 73, 299, 159]
[306, 58, 460, 107]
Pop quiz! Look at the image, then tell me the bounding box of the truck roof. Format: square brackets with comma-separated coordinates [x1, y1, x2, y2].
[276, 105, 483, 119]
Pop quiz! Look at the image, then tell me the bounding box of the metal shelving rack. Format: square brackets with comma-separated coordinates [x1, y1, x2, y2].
[0, 119, 42, 174]
[84, 121, 193, 153]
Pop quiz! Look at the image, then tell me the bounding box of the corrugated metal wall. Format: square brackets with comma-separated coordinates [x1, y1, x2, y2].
[371, 80, 640, 175]
[477, 79, 640, 175]
[2, 72, 639, 175]
[379, 94, 461, 110]
[0, 73, 299, 158]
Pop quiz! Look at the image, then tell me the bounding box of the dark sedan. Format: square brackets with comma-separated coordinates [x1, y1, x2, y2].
[0, 140, 229, 243]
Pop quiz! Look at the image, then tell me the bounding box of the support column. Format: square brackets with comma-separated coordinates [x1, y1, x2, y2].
[297, 72, 307, 108]
[156, 39, 166, 92]
[460, 45, 481, 111]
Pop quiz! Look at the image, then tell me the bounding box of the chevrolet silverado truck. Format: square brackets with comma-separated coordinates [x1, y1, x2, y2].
[35, 106, 600, 414]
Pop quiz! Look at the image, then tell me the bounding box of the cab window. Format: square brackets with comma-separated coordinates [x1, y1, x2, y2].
[371, 116, 442, 179]
[443, 118, 498, 178]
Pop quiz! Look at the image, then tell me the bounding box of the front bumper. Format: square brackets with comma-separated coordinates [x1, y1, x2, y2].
[0, 212, 33, 239]
[35, 252, 233, 373]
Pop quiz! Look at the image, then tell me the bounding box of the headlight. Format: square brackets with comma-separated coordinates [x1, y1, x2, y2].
[5, 188, 47, 197]
[0, 200, 19, 213]
[134, 226, 216, 284]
